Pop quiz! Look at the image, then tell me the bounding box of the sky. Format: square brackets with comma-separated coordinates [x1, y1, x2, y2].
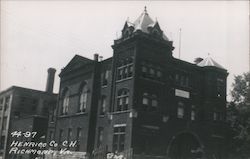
[0, 1, 249, 100]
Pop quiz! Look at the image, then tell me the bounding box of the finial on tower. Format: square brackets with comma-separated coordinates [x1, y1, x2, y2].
[144, 6, 147, 14]
[126, 17, 129, 22]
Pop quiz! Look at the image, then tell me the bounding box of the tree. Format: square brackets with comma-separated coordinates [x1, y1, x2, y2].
[227, 72, 250, 158]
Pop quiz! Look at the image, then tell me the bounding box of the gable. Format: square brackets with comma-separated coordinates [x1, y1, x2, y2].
[59, 55, 93, 77]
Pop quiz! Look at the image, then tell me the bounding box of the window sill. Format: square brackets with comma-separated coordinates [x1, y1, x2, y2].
[111, 110, 131, 115]
[59, 112, 88, 118]
[140, 77, 165, 85]
[101, 85, 108, 88]
[76, 112, 88, 115]
[116, 77, 133, 83]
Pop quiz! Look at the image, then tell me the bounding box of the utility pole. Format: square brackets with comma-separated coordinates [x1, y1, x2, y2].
[178, 28, 182, 59]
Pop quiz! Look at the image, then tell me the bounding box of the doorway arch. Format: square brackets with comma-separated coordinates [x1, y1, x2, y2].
[167, 132, 204, 159]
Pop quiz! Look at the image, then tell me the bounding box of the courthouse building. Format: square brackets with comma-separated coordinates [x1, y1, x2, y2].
[0, 68, 57, 159]
[52, 8, 230, 159]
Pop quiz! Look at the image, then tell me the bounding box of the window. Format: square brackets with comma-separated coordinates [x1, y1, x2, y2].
[217, 78, 224, 97]
[116, 89, 129, 112]
[4, 96, 10, 112]
[177, 102, 184, 118]
[79, 84, 88, 112]
[76, 128, 82, 151]
[50, 108, 56, 122]
[49, 131, 54, 141]
[142, 93, 149, 105]
[59, 130, 64, 145]
[67, 129, 72, 144]
[0, 98, 3, 111]
[142, 92, 158, 111]
[97, 127, 104, 148]
[14, 111, 20, 118]
[0, 136, 5, 149]
[100, 96, 106, 115]
[175, 73, 189, 87]
[102, 70, 109, 86]
[31, 99, 38, 111]
[151, 94, 158, 108]
[191, 105, 196, 121]
[2, 117, 7, 130]
[62, 89, 69, 115]
[156, 70, 162, 78]
[117, 58, 133, 81]
[213, 112, 218, 121]
[113, 125, 126, 152]
[141, 62, 162, 80]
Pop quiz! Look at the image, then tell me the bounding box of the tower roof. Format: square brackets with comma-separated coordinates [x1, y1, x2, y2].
[133, 7, 155, 33]
[122, 7, 169, 41]
[197, 57, 225, 70]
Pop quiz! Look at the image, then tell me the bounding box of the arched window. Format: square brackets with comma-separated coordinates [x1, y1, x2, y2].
[100, 96, 106, 115]
[116, 89, 129, 112]
[62, 89, 69, 115]
[79, 84, 88, 112]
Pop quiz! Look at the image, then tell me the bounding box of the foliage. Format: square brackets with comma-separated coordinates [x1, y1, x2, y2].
[227, 72, 250, 158]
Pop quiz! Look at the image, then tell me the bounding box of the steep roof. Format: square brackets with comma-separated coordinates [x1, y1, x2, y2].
[197, 57, 225, 70]
[133, 8, 155, 33]
[123, 7, 169, 41]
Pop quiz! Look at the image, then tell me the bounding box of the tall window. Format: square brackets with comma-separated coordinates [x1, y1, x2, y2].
[4, 96, 10, 112]
[76, 128, 82, 151]
[67, 128, 72, 148]
[0, 98, 3, 111]
[191, 105, 196, 121]
[100, 96, 106, 115]
[59, 129, 64, 145]
[62, 89, 69, 115]
[50, 108, 56, 122]
[0, 136, 5, 149]
[217, 78, 224, 97]
[142, 93, 149, 105]
[97, 127, 104, 148]
[2, 117, 7, 130]
[177, 102, 184, 119]
[116, 89, 129, 112]
[117, 58, 133, 81]
[113, 125, 126, 152]
[175, 73, 189, 87]
[213, 112, 218, 121]
[79, 84, 88, 112]
[102, 70, 109, 86]
[49, 131, 54, 141]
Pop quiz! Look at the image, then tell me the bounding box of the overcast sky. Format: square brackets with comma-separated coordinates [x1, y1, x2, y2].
[0, 1, 249, 100]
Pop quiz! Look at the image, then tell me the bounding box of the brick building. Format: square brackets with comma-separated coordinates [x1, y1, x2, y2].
[0, 68, 57, 159]
[52, 8, 230, 159]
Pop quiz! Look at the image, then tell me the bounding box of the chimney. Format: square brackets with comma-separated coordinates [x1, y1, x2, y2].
[45, 68, 56, 93]
[94, 53, 99, 61]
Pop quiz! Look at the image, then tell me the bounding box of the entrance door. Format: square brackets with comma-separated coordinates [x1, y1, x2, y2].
[168, 133, 203, 159]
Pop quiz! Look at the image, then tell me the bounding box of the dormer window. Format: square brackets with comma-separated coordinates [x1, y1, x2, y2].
[123, 30, 130, 38]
